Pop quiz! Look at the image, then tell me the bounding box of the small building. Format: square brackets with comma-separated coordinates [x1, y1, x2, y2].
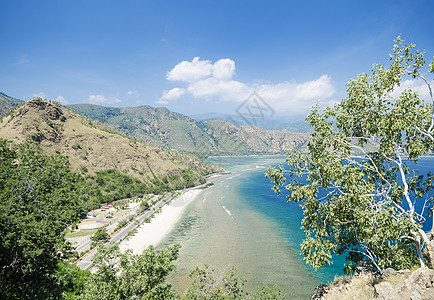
[87, 210, 97, 218]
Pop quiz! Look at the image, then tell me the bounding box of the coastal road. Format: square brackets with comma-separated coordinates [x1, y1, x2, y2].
[74, 204, 142, 254]
[76, 194, 171, 270]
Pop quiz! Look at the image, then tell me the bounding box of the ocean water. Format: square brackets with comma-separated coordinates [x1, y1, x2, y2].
[159, 156, 434, 299]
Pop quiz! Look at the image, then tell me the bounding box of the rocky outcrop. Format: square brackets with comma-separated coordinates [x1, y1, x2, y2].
[312, 267, 434, 300]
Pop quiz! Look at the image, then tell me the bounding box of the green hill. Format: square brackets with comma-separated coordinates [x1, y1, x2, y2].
[70, 103, 309, 155]
[0, 92, 24, 116]
[0, 98, 222, 194]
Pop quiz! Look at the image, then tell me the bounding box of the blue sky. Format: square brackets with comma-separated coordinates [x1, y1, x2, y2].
[1, 0, 433, 118]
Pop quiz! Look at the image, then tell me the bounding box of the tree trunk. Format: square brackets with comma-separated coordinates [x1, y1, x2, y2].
[426, 240, 434, 268]
[416, 237, 426, 268]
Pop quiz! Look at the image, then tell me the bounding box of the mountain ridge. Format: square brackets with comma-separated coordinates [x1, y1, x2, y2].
[0, 92, 310, 156]
[70, 103, 310, 155]
[190, 112, 313, 132]
[0, 92, 24, 116]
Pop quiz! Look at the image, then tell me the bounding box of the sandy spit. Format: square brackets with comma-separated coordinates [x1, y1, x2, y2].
[118, 189, 202, 254]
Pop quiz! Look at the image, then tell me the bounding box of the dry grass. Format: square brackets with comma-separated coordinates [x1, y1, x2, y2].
[321, 265, 424, 300]
[0, 99, 221, 184]
[322, 274, 377, 300]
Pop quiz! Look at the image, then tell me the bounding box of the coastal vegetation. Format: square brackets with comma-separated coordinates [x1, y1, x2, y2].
[266, 37, 434, 275]
[79, 244, 181, 299]
[90, 228, 109, 243]
[185, 265, 284, 299]
[0, 140, 87, 299]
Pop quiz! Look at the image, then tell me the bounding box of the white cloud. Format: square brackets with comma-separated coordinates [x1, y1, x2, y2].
[212, 58, 235, 81]
[87, 94, 122, 105]
[155, 99, 168, 105]
[188, 77, 248, 100]
[167, 57, 213, 83]
[88, 94, 107, 104]
[162, 57, 336, 112]
[55, 96, 68, 104]
[256, 75, 335, 111]
[161, 87, 185, 100]
[390, 79, 431, 100]
[32, 92, 47, 99]
[127, 90, 137, 96]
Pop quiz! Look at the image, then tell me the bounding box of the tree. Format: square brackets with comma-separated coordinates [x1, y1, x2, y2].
[0, 140, 88, 299]
[56, 261, 90, 299]
[185, 265, 249, 299]
[80, 244, 180, 300]
[90, 227, 109, 243]
[184, 265, 284, 300]
[140, 199, 150, 213]
[114, 199, 129, 210]
[266, 37, 434, 274]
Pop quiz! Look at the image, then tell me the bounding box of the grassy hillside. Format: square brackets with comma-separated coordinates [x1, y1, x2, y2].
[0, 98, 222, 196]
[70, 103, 310, 155]
[0, 92, 24, 116]
[70, 103, 217, 153]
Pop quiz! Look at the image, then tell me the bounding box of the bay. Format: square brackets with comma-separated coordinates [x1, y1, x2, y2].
[159, 155, 434, 299]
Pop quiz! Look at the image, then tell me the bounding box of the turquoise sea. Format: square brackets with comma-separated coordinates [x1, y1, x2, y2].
[159, 156, 434, 299]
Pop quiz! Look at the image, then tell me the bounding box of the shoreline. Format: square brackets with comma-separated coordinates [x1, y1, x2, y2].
[207, 154, 288, 159]
[118, 185, 208, 254]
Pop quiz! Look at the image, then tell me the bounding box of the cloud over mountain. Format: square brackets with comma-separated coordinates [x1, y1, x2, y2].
[160, 57, 335, 113]
[88, 94, 122, 105]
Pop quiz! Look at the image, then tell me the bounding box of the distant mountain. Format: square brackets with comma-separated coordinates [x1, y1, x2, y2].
[0, 98, 221, 189]
[190, 112, 312, 132]
[70, 103, 310, 155]
[0, 92, 24, 116]
[203, 119, 309, 154]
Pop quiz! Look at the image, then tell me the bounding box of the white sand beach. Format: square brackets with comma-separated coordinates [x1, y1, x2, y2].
[118, 189, 203, 254]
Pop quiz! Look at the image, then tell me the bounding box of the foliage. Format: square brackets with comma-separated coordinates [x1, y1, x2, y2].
[115, 219, 129, 232]
[251, 285, 285, 300]
[184, 265, 284, 300]
[266, 37, 434, 274]
[90, 227, 109, 243]
[81, 168, 204, 205]
[81, 169, 148, 208]
[140, 199, 150, 213]
[57, 261, 90, 299]
[0, 139, 88, 299]
[114, 199, 129, 210]
[79, 244, 180, 300]
[68, 104, 122, 121]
